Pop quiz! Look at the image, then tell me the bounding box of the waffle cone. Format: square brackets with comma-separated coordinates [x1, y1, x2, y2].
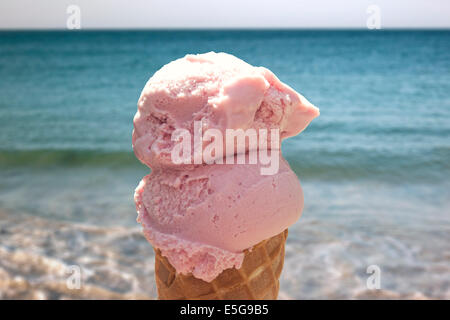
[154, 229, 288, 300]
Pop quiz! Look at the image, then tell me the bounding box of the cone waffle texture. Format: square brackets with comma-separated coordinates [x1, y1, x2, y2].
[154, 229, 288, 300]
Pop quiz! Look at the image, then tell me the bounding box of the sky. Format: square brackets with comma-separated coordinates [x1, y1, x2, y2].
[0, 0, 449, 29]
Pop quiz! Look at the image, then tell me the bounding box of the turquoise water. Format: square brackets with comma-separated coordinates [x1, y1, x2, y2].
[0, 30, 449, 299]
[1, 31, 449, 181]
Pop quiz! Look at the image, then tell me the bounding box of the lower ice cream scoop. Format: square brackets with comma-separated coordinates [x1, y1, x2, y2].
[134, 156, 303, 282]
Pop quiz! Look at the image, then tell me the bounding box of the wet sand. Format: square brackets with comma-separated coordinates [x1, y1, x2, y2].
[0, 209, 445, 300]
[0, 210, 156, 299]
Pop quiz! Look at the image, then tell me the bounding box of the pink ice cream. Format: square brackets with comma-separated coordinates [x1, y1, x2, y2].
[133, 52, 319, 282]
[132, 52, 319, 168]
[135, 156, 303, 281]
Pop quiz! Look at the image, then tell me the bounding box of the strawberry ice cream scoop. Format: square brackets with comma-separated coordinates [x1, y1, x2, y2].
[134, 156, 303, 282]
[132, 52, 319, 168]
[132, 52, 319, 282]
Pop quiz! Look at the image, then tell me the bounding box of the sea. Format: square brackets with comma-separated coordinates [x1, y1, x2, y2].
[0, 30, 449, 299]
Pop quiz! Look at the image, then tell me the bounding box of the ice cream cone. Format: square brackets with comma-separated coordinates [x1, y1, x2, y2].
[154, 229, 288, 300]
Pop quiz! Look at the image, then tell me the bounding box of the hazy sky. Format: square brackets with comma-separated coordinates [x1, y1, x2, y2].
[1, 0, 449, 29]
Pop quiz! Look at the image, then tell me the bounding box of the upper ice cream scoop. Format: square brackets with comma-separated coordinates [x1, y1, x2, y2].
[132, 52, 319, 168]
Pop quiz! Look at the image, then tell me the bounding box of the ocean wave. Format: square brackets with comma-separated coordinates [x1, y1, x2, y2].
[0, 150, 142, 168]
[0, 148, 448, 183]
[286, 147, 450, 182]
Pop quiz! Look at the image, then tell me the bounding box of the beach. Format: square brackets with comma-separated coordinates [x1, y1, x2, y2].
[1, 201, 448, 300]
[0, 209, 155, 299]
[0, 30, 449, 299]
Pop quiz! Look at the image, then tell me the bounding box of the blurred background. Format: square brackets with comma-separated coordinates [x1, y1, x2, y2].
[0, 0, 449, 299]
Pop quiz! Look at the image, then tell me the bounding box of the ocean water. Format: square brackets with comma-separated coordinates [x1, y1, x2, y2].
[0, 30, 449, 299]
